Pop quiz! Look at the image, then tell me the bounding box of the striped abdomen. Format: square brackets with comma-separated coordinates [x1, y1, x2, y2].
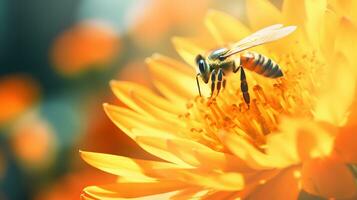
[240, 52, 283, 78]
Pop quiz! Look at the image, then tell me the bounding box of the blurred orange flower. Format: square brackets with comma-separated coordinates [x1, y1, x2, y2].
[11, 113, 57, 168]
[36, 169, 115, 200]
[51, 21, 120, 75]
[0, 74, 39, 125]
[129, 0, 208, 46]
[81, 0, 357, 199]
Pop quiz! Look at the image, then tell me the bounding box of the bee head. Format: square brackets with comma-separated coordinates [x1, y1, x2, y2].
[195, 54, 210, 83]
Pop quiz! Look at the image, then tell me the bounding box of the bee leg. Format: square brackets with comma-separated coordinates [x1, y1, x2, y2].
[210, 69, 217, 98]
[216, 68, 223, 97]
[221, 70, 227, 90]
[233, 61, 241, 73]
[196, 74, 202, 97]
[240, 67, 250, 107]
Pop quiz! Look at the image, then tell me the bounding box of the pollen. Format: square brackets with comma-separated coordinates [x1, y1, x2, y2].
[182, 49, 326, 151]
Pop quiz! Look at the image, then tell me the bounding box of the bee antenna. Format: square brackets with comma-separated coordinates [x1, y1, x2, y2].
[196, 74, 202, 97]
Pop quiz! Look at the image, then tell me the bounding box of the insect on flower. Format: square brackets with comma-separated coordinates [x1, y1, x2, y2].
[195, 24, 296, 106]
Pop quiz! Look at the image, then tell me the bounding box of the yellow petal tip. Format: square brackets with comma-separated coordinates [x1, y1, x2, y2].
[102, 103, 112, 111]
[144, 57, 152, 64]
[109, 80, 119, 88]
[171, 36, 183, 46]
[151, 53, 162, 59]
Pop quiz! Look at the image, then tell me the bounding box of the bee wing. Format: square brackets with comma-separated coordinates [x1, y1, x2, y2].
[242, 24, 284, 39]
[221, 24, 296, 58]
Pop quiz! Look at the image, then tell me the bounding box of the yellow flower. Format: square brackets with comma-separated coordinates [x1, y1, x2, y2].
[81, 0, 357, 199]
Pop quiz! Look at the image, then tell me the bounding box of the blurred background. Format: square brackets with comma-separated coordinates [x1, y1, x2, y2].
[0, 0, 261, 199]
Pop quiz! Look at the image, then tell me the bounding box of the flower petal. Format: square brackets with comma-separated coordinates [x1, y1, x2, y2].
[267, 118, 335, 167]
[204, 9, 251, 45]
[218, 130, 273, 169]
[146, 55, 197, 100]
[127, 94, 183, 125]
[163, 169, 244, 191]
[283, 0, 327, 48]
[103, 103, 178, 139]
[170, 187, 208, 200]
[80, 151, 188, 181]
[172, 36, 205, 70]
[82, 152, 246, 192]
[83, 181, 185, 199]
[334, 125, 357, 164]
[246, 0, 282, 30]
[335, 17, 357, 70]
[313, 54, 356, 126]
[320, 9, 339, 58]
[201, 191, 236, 200]
[304, 0, 327, 47]
[247, 166, 300, 200]
[328, 0, 357, 24]
[136, 136, 253, 172]
[301, 156, 357, 199]
[221, 117, 335, 169]
[110, 80, 184, 115]
[81, 194, 97, 200]
[133, 136, 194, 167]
[151, 53, 194, 75]
[109, 80, 188, 135]
[282, 0, 307, 26]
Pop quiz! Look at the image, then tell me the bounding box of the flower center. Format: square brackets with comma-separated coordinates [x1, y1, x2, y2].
[179, 50, 326, 152]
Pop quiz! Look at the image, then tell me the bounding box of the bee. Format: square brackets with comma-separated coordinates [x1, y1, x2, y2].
[195, 24, 296, 106]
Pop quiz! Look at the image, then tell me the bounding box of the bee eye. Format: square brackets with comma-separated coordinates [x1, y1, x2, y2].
[196, 55, 206, 73]
[198, 60, 205, 72]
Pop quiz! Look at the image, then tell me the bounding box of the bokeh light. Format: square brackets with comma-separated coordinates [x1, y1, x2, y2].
[0, 75, 39, 125]
[51, 21, 120, 76]
[35, 169, 115, 200]
[10, 113, 57, 168]
[127, 0, 209, 47]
